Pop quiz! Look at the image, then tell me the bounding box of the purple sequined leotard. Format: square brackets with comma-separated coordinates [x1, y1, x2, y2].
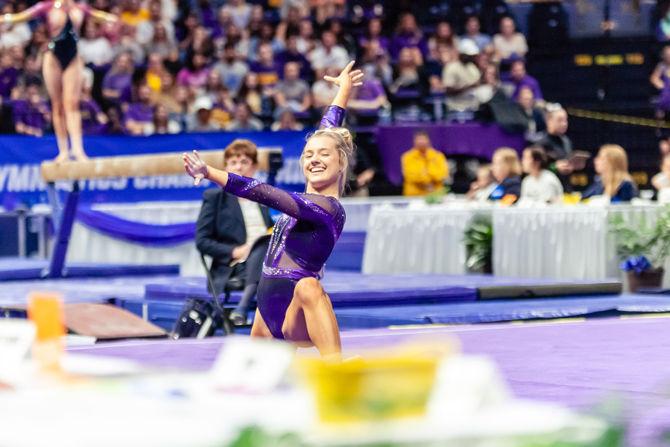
[222, 105, 347, 338]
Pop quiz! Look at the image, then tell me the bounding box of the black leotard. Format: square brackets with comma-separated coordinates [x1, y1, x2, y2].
[48, 14, 78, 70]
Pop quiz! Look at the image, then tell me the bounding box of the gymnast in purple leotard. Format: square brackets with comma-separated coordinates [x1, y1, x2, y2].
[184, 61, 363, 360]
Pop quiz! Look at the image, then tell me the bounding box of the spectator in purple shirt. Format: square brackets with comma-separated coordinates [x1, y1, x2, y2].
[389, 12, 427, 62]
[14, 84, 50, 137]
[348, 65, 389, 123]
[124, 84, 155, 135]
[249, 43, 282, 88]
[102, 52, 134, 107]
[80, 76, 109, 135]
[275, 34, 312, 80]
[0, 52, 19, 100]
[358, 17, 390, 57]
[177, 52, 211, 92]
[502, 59, 543, 102]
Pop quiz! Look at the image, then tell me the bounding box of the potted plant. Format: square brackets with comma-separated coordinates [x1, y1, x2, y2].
[464, 214, 493, 274]
[609, 206, 670, 292]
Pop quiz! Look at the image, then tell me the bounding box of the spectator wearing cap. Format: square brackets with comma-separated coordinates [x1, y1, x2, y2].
[274, 62, 312, 117]
[188, 96, 221, 132]
[226, 102, 264, 131]
[461, 16, 491, 51]
[493, 17, 528, 63]
[442, 39, 481, 113]
[124, 84, 155, 135]
[501, 59, 543, 102]
[308, 30, 349, 79]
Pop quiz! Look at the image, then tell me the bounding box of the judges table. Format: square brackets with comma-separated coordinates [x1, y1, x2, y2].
[363, 201, 667, 281]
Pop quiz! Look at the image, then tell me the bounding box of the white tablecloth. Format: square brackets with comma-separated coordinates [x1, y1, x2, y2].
[363, 202, 494, 275]
[493, 204, 663, 280]
[63, 197, 417, 276]
[362, 201, 668, 282]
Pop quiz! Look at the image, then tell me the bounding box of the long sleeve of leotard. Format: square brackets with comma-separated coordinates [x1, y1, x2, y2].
[319, 105, 345, 129]
[224, 173, 338, 225]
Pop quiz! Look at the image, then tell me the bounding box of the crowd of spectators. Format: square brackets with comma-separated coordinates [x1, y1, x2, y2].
[0, 0, 544, 139]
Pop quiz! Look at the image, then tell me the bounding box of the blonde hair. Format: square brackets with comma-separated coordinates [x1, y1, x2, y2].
[493, 147, 522, 176]
[303, 127, 355, 195]
[598, 144, 632, 197]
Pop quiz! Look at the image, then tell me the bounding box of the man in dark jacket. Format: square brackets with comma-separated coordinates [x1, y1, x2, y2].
[195, 139, 273, 325]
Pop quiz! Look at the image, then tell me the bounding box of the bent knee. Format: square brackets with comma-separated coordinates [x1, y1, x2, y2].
[294, 277, 324, 305]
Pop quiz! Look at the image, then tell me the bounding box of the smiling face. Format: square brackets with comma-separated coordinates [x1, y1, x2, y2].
[302, 135, 343, 193]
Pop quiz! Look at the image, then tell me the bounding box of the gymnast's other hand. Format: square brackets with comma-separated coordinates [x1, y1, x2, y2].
[183, 150, 209, 185]
[323, 61, 364, 90]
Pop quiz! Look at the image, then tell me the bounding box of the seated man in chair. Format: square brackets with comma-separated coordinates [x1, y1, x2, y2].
[195, 139, 273, 325]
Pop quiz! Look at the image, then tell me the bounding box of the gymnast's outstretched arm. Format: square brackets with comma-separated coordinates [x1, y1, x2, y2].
[80, 4, 118, 23]
[0, 1, 49, 24]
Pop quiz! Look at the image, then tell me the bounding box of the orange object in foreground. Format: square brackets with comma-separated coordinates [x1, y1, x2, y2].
[27, 292, 65, 371]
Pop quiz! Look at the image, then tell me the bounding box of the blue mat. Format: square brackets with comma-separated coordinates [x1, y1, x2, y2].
[0, 259, 179, 281]
[143, 272, 622, 307]
[144, 272, 478, 307]
[334, 294, 670, 328]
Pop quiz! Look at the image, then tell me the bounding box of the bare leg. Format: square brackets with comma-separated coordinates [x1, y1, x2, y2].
[281, 277, 341, 360]
[42, 53, 69, 162]
[62, 57, 87, 161]
[250, 309, 272, 338]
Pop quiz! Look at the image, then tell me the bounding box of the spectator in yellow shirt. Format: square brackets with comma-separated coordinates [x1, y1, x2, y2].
[401, 131, 449, 196]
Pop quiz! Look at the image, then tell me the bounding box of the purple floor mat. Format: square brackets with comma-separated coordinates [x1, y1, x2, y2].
[68, 317, 670, 446]
[0, 258, 179, 281]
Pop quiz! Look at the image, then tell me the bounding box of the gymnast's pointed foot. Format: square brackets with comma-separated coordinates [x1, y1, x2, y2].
[71, 150, 89, 162]
[53, 152, 70, 163]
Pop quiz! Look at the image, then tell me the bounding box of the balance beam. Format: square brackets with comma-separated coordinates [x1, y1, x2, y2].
[40, 148, 279, 182]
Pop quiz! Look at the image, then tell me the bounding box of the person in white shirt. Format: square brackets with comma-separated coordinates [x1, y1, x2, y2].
[493, 16, 528, 62]
[308, 30, 349, 79]
[521, 145, 564, 204]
